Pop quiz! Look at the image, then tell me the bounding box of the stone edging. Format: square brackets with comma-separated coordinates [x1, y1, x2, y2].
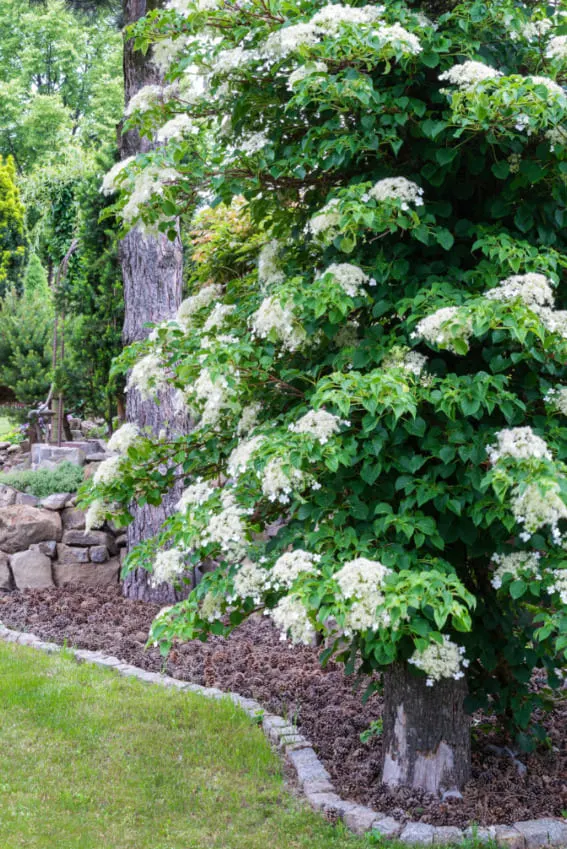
[1, 622, 566, 848]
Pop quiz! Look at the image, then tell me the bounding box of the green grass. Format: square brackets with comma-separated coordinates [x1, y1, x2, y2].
[0, 642, 372, 849]
[0, 415, 13, 438]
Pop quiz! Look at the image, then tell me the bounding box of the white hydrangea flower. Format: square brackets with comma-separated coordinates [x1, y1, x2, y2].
[490, 551, 542, 589]
[547, 571, 567, 605]
[199, 591, 223, 623]
[152, 36, 191, 74]
[227, 435, 264, 477]
[107, 423, 140, 455]
[371, 23, 422, 55]
[368, 177, 424, 209]
[412, 306, 472, 353]
[310, 4, 384, 31]
[323, 263, 372, 297]
[547, 35, 567, 61]
[157, 114, 196, 142]
[309, 198, 341, 242]
[409, 636, 469, 686]
[176, 284, 223, 329]
[125, 84, 166, 117]
[176, 480, 215, 511]
[239, 131, 269, 155]
[262, 22, 320, 60]
[120, 164, 180, 224]
[151, 547, 186, 586]
[512, 480, 567, 540]
[545, 386, 567, 416]
[101, 156, 136, 196]
[528, 76, 565, 99]
[522, 18, 552, 41]
[269, 550, 321, 590]
[382, 348, 428, 376]
[167, 0, 222, 12]
[486, 427, 552, 464]
[93, 455, 122, 486]
[439, 60, 502, 89]
[213, 46, 259, 75]
[236, 403, 262, 437]
[546, 125, 567, 151]
[194, 368, 232, 428]
[203, 303, 235, 332]
[85, 499, 107, 531]
[270, 595, 316, 644]
[232, 558, 268, 602]
[261, 456, 306, 503]
[537, 307, 567, 339]
[288, 62, 328, 90]
[258, 240, 285, 286]
[126, 353, 168, 401]
[335, 557, 392, 636]
[289, 409, 347, 444]
[250, 296, 307, 351]
[201, 489, 247, 558]
[485, 273, 555, 308]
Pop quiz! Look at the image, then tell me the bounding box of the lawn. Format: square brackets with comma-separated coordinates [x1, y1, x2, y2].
[0, 416, 13, 438]
[0, 642, 371, 849]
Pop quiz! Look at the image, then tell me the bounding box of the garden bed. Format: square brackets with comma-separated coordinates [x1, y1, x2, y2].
[0, 585, 565, 829]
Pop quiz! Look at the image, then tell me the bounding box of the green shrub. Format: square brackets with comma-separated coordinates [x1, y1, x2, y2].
[0, 461, 84, 497]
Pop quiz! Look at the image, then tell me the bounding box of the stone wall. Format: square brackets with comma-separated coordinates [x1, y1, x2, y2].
[0, 487, 125, 591]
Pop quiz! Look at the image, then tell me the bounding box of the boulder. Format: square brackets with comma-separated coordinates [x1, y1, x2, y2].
[61, 507, 85, 530]
[53, 558, 120, 588]
[89, 545, 108, 563]
[14, 492, 40, 507]
[115, 534, 127, 548]
[0, 506, 62, 554]
[10, 550, 53, 589]
[31, 444, 87, 470]
[0, 485, 17, 508]
[6, 444, 21, 455]
[40, 492, 71, 511]
[0, 551, 12, 590]
[0, 441, 11, 451]
[62, 529, 117, 554]
[29, 540, 57, 558]
[56, 543, 90, 564]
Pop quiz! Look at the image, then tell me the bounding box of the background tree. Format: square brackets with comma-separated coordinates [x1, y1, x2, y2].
[0, 155, 26, 296]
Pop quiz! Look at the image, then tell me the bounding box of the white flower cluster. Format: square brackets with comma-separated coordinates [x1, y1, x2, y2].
[125, 84, 177, 117]
[409, 636, 469, 686]
[368, 177, 424, 209]
[121, 163, 180, 224]
[439, 60, 502, 90]
[263, 23, 320, 59]
[528, 76, 565, 99]
[289, 409, 347, 444]
[309, 199, 341, 242]
[85, 499, 107, 532]
[270, 549, 321, 589]
[512, 481, 567, 542]
[546, 125, 567, 151]
[176, 479, 215, 512]
[545, 386, 567, 416]
[176, 284, 223, 329]
[201, 489, 248, 558]
[412, 306, 472, 352]
[310, 4, 384, 31]
[250, 296, 307, 352]
[382, 348, 428, 376]
[213, 45, 259, 75]
[491, 551, 542, 589]
[101, 156, 136, 196]
[547, 571, 567, 605]
[199, 591, 223, 623]
[151, 547, 186, 587]
[335, 557, 392, 636]
[323, 263, 373, 297]
[485, 273, 555, 309]
[258, 240, 285, 287]
[538, 308, 567, 339]
[288, 62, 328, 90]
[203, 303, 235, 332]
[261, 456, 307, 503]
[371, 23, 422, 56]
[239, 131, 269, 155]
[152, 36, 190, 74]
[486, 427, 552, 464]
[232, 558, 268, 603]
[157, 114, 196, 142]
[194, 368, 232, 428]
[227, 435, 264, 477]
[127, 353, 168, 401]
[107, 423, 140, 455]
[236, 402, 262, 436]
[522, 19, 552, 41]
[547, 35, 567, 61]
[93, 455, 122, 486]
[270, 595, 316, 645]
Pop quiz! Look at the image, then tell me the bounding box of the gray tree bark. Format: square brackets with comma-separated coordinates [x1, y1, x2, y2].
[382, 663, 470, 795]
[119, 0, 188, 603]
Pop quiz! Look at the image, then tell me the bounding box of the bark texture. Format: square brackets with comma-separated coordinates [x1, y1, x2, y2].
[120, 0, 188, 603]
[382, 662, 470, 795]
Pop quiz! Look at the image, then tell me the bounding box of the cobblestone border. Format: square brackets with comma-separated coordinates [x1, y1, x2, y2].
[1, 622, 566, 848]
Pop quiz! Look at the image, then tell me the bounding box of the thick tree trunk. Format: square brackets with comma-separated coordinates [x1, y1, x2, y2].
[120, 0, 187, 603]
[382, 663, 470, 795]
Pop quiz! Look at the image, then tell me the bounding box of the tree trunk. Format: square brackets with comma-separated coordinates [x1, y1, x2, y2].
[120, 0, 188, 603]
[381, 663, 470, 796]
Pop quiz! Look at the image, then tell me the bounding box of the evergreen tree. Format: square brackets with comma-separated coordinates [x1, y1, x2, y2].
[0, 155, 26, 296]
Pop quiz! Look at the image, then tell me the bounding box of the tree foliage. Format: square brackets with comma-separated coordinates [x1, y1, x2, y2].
[0, 155, 26, 295]
[86, 0, 567, 746]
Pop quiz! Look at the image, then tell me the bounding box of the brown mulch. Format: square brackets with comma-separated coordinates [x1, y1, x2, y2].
[0, 586, 565, 828]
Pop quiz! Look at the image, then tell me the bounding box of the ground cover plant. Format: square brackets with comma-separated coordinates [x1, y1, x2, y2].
[0, 462, 84, 497]
[86, 0, 567, 795]
[0, 640, 376, 849]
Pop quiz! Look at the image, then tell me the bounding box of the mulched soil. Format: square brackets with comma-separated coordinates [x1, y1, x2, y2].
[0, 586, 566, 828]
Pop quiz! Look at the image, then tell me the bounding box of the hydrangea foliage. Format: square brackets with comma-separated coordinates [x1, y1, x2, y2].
[86, 0, 567, 744]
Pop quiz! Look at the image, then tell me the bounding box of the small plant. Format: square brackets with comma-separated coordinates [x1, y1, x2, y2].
[0, 461, 84, 497]
[360, 719, 383, 745]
